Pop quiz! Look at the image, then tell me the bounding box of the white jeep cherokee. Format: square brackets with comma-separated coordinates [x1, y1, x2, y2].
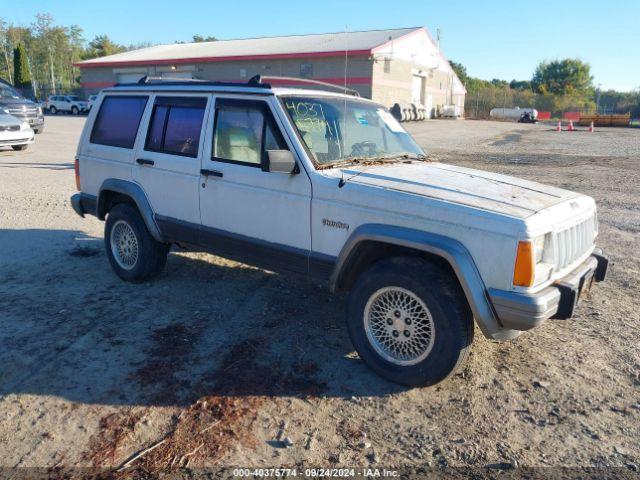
[71, 77, 608, 387]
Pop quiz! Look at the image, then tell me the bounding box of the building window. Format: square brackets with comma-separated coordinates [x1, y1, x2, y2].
[300, 62, 313, 78]
[90, 96, 148, 149]
[384, 58, 391, 74]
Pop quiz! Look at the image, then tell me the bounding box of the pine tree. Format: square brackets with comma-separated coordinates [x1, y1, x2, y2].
[13, 43, 32, 89]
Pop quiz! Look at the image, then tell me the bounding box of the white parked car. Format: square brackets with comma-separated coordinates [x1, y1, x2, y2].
[0, 113, 34, 151]
[87, 94, 98, 111]
[70, 77, 608, 387]
[46, 95, 89, 115]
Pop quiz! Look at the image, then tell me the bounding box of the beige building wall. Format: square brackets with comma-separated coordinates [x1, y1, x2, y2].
[371, 57, 465, 116]
[371, 57, 413, 107]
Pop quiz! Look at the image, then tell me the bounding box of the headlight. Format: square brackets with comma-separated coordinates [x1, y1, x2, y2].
[532, 235, 546, 264]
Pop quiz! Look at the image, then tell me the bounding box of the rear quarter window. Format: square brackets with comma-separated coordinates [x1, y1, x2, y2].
[90, 96, 148, 149]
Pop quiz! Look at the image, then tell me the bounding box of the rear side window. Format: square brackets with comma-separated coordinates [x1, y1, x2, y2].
[90, 96, 148, 149]
[145, 96, 207, 157]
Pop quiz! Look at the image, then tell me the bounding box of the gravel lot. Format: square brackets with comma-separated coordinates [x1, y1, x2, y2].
[1, 117, 638, 475]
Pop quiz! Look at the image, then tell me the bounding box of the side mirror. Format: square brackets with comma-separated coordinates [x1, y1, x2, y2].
[263, 150, 298, 174]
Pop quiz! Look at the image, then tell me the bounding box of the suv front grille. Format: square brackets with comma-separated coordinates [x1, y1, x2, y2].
[553, 214, 597, 271]
[5, 106, 39, 120]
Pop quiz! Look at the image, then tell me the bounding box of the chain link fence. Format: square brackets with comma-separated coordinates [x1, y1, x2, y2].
[463, 88, 636, 120]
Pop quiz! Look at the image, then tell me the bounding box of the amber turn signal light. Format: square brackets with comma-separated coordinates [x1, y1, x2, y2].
[513, 241, 535, 287]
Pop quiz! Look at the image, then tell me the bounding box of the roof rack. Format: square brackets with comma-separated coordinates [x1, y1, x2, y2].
[113, 75, 360, 96]
[251, 75, 360, 97]
[113, 75, 272, 89]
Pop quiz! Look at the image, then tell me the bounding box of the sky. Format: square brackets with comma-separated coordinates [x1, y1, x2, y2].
[4, 0, 639, 91]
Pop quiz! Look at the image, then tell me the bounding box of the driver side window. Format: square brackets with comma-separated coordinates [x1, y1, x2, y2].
[212, 99, 287, 167]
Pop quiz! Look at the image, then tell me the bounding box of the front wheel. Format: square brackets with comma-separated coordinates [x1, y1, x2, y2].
[71, 106, 79, 115]
[49, 106, 57, 114]
[104, 203, 169, 282]
[346, 256, 473, 387]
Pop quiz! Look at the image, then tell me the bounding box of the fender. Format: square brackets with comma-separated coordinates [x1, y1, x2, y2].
[97, 178, 164, 242]
[329, 224, 519, 341]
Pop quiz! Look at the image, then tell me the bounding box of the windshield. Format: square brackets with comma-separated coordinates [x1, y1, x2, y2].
[0, 85, 22, 100]
[282, 95, 424, 167]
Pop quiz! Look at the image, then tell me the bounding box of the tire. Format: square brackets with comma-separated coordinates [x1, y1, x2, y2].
[71, 106, 79, 115]
[34, 126, 44, 134]
[104, 203, 169, 282]
[11, 144, 28, 151]
[49, 106, 57, 115]
[346, 256, 474, 387]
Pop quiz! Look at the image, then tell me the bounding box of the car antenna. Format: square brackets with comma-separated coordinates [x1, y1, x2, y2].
[341, 25, 349, 182]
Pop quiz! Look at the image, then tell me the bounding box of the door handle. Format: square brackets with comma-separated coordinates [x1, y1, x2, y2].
[200, 169, 223, 178]
[136, 158, 155, 166]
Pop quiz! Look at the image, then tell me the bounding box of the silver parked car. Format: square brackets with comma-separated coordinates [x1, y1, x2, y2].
[0, 113, 35, 151]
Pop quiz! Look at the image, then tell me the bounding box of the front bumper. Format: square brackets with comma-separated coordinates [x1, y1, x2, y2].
[0, 131, 35, 146]
[488, 248, 608, 331]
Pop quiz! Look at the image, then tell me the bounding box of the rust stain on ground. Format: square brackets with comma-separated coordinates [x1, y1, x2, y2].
[81, 333, 325, 475]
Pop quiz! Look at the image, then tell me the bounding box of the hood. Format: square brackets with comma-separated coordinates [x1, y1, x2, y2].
[0, 97, 35, 107]
[332, 162, 580, 218]
[0, 113, 23, 126]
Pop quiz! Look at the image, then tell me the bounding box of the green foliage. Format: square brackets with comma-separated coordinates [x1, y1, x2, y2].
[449, 60, 467, 85]
[82, 35, 125, 59]
[13, 43, 31, 88]
[531, 58, 593, 95]
[192, 34, 217, 43]
[455, 58, 634, 118]
[509, 79, 531, 91]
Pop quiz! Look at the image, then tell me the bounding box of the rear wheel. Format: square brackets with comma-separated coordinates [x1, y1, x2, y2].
[104, 203, 169, 282]
[346, 256, 473, 387]
[71, 106, 79, 115]
[12, 145, 28, 151]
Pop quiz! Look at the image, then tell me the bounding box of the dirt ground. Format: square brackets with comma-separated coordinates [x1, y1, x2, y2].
[0, 116, 638, 476]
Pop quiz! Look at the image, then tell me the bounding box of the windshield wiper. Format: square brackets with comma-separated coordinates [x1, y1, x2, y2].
[317, 152, 428, 170]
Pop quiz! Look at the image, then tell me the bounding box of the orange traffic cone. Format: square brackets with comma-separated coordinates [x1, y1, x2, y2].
[556, 121, 562, 132]
[568, 120, 575, 131]
[588, 121, 594, 132]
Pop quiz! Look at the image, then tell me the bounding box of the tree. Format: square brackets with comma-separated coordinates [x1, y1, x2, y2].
[83, 35, 125, 59]
[449, 60, 467, 85]
[192, 34, 217, 43]
[490, 78, 509, 87]
[531, 58, 593, 96]
[13, 43, 31, 89]
[509, 79, 531, 91]
[0, 18, 12, 83]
